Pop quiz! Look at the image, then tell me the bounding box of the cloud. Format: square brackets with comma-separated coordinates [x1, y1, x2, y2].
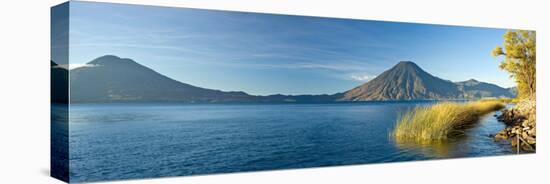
[54, 64, 97, 70]
[277, 62, 363, 71]
[350, 74, 377, 82]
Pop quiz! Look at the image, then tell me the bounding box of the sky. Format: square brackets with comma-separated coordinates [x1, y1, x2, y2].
[59, 1, 513, 96]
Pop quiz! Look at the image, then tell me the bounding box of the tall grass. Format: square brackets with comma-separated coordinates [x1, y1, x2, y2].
[393, 101, 505, 144]
[479, 97, 515, 104]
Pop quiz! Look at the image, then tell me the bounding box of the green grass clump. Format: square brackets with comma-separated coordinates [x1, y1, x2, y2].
[393, 101, 505, 144]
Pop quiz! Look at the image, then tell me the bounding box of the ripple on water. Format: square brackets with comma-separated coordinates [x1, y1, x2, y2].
[67, 103, 515, 182]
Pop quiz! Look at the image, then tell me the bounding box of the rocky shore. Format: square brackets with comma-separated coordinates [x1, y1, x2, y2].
[494, 97, 536, 152]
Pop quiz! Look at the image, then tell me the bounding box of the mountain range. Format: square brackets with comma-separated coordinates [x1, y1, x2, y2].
[59, 55, 515, 103]
[455, 78, 516, 99]
[69, 55, 254, 103]
[340, 61, 463, 101]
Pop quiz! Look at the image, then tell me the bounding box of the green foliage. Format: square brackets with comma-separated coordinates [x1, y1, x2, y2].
[492, 30, 536, 99]
[393, 101, 505, 144]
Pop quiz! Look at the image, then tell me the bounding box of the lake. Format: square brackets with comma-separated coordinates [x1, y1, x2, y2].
[61, 102, 514, 182]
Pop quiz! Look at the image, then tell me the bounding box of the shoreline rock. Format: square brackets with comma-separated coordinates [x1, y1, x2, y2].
[494, 97, 536, 152]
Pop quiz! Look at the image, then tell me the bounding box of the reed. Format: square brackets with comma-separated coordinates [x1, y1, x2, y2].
[393, 101, 505, 144]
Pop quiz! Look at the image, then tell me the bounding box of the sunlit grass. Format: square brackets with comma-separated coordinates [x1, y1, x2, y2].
[479, 97, 515, 104]
[393, 101, 505, 144]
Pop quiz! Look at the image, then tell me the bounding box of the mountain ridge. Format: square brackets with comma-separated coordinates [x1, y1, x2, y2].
[70, 55, 255, 103]
[339, 61, 464, 101]
[66, 56, 515, 103]
[455, 78, 516, 99]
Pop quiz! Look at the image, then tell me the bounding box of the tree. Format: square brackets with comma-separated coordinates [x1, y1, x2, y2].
[492, 30, 536, 99]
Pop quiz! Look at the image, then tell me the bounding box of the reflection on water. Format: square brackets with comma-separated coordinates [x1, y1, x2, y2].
[394, 139, 466, 158]
[394, 112, 513, 158]
[67, 103, 515, 182]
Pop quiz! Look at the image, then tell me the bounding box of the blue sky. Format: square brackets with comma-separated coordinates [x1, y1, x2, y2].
[64, 1, 513, 95]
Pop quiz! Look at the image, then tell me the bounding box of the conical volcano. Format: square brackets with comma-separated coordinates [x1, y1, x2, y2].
[69, 55, 253, 103]
[340, 61, 462, 101]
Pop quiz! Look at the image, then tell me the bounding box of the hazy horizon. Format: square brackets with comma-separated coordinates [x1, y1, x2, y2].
[55, 1, 515, 96]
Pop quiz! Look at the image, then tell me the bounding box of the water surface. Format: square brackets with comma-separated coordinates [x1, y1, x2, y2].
[64, 102, 513, 182]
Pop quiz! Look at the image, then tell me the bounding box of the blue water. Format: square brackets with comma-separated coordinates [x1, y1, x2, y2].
[63, 102, 513, 182]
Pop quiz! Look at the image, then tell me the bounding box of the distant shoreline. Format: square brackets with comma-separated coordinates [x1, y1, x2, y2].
[58, 99, 482, 106]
